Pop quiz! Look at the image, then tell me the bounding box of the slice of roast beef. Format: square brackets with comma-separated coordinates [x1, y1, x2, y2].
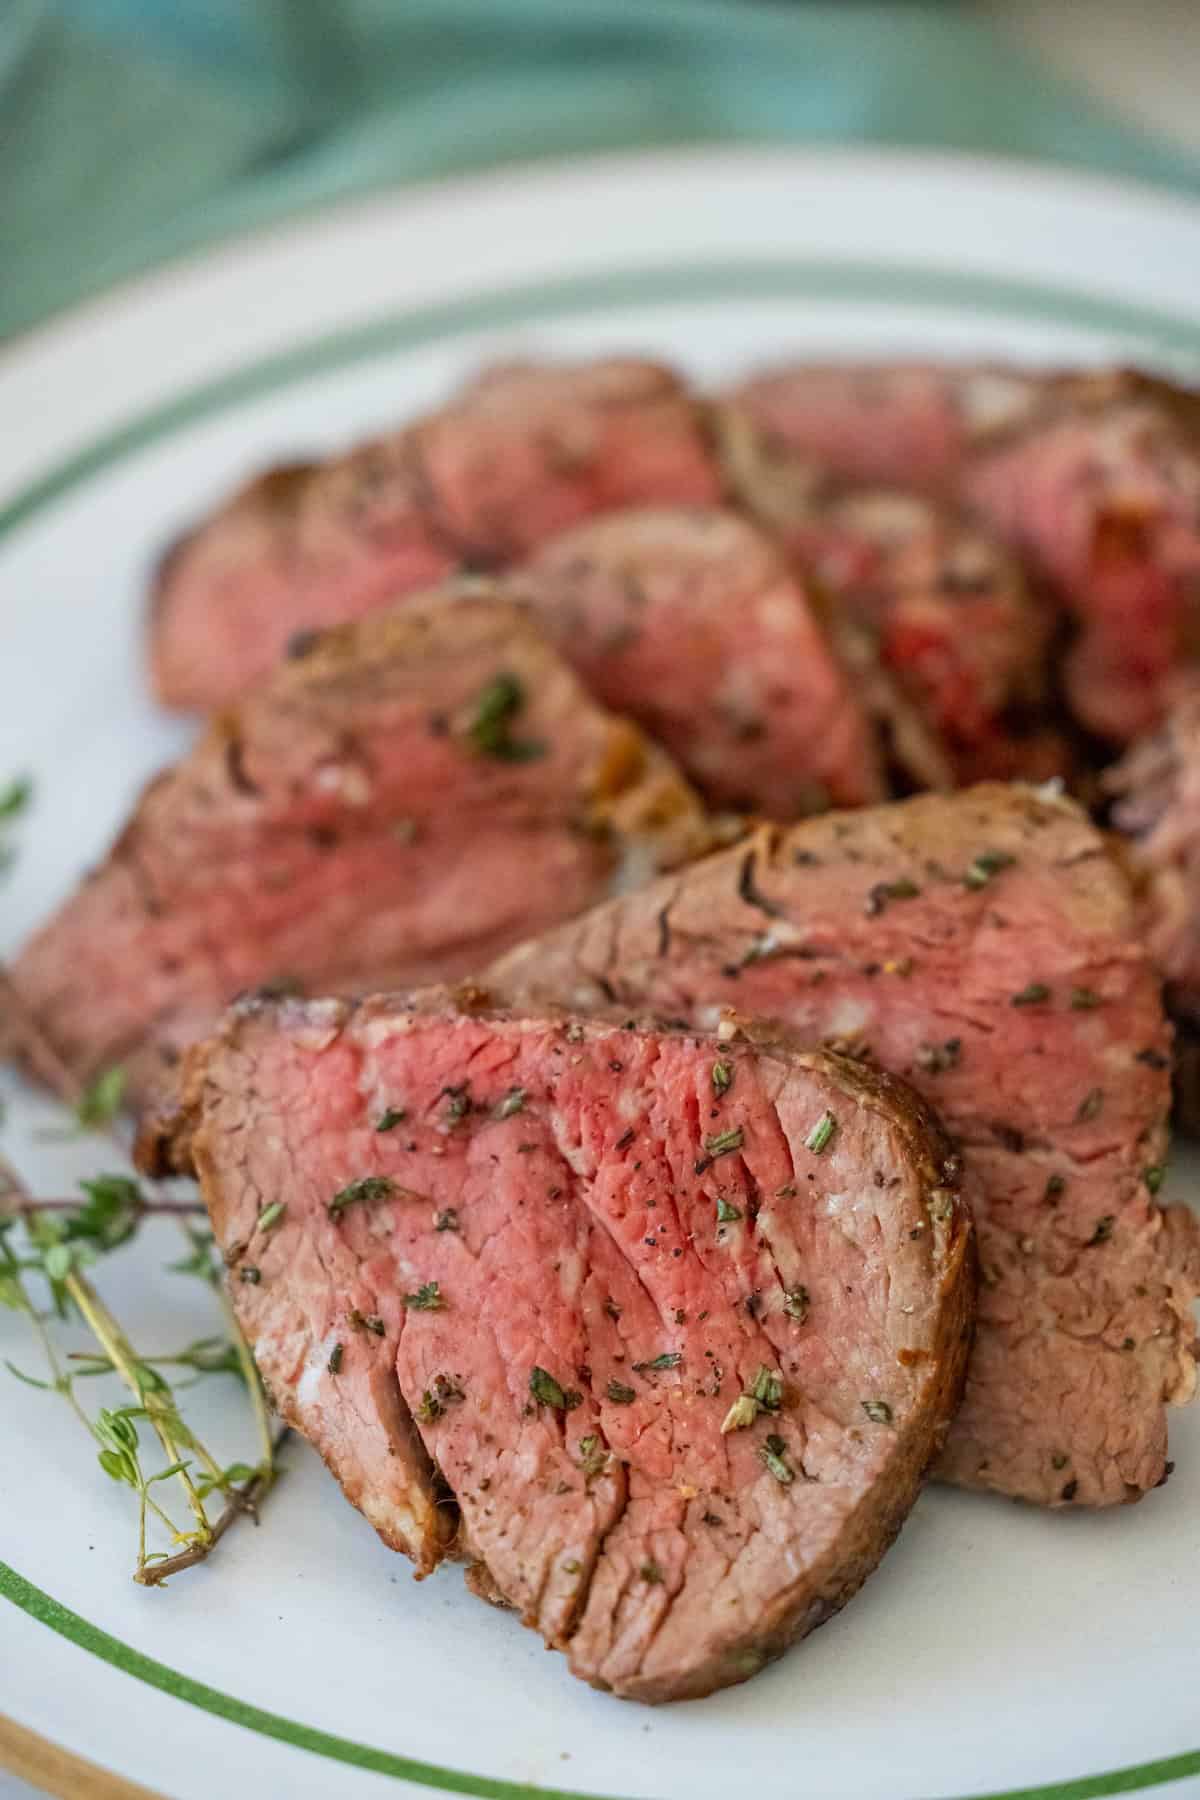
[501, 506, 884, 815]
[722, 363, 1200, 742]
[151, 359, 722, 710]
[1106, 675, 1200, 1054]
[487, 783, 1200, 1507]
[9, 596, 710, 1103]
[139, 991, 973, 1701]
[717, 418, 1064, 789]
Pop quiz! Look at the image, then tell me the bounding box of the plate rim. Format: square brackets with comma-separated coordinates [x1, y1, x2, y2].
[3, 1557, 1198, 1800]
[7, 139, 1200, 362]
[4, 253, 1200, 555]
[4, 211, 1200, 1800]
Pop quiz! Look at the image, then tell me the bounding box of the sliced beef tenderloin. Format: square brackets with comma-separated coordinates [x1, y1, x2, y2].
[1107, 673, 1200, 1129]
[1106, 674, 1200, 1024]
[140, 991, 973, 1701]
[151, 359, 721, 710]
[716, 424, 1063, 788]
[502, 506, 884, 815]
[10, 596, 710, 1104]
[722, 363, 1200, 743]
[487, 783, 1200, 1507]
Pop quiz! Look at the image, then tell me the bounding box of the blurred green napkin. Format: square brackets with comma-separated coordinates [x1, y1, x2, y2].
[3, 0, 1198, 340]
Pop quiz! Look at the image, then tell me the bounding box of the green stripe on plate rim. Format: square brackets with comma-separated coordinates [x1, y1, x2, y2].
[2, 257, 1200, 1799]
[3, 256, 1200, 550]
[1, 1557, 1198, 1800]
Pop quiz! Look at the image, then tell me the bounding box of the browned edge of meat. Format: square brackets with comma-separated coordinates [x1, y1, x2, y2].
[150, 359, 723, 711]
[139, 991, 973, 1702]
[485, 782, 1199, 1507]
[10, 594, 713, 1108]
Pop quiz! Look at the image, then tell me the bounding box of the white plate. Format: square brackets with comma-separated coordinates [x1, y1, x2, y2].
[2, 147, 1200, 1800]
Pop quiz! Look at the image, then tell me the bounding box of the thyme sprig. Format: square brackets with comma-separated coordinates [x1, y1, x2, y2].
[0, 964, 283, 1583]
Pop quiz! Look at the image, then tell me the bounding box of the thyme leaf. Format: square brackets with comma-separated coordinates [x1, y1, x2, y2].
[403, 1281, 444, 1311]
[804, 1110, 836, 1154]
[529, 1366, 580, 1410]
[465, 673, 546, 762]
[328, 1175, 395, 1218]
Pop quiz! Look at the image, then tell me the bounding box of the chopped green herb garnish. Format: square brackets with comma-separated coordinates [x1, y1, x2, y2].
[328, 1175, 395, 1219]
[632, 1352, 682, 1373]
[749, 1366, 783, 1411]
[864, 877, 920, 917]
[494, 1087, 526, 1120]
[606, 1379, 637, 1405]
[403, 1282, 444, 1311]
[256, 1202, 286, 1233]
[465, 673, 546, 762]
[804, 1110, 836, 1154]
[1087, 1215, 1115, 1246]
[434, 1208, 460, 1233]
[783, 1286, 810, 1323]
[715, 1196, 742, 1225]
[963, 849, 1015, 890]
[375, 1108, 407, 1132]
[1069, 988, 1102, 1011]
[349, 1309, 385, 1336]
[328, 1343, 343, 1375]
[720, 1394, 760, 1434]
[529, 1366, 579, 1410]
[758, 1435, 794, 1484]
[705, 1126, 744, 1159]
[1011, 983, 1051, 1007]
[578, 1433, 609, 1479]
[1044, 1174, 1065, 1203]
[862, 1399, 893, 1425]
[416, 1373, 464, 1422]
[1076, 1087, 1104, 1122]
[443, 1085, 471, 1124]
[712, 1061, 733, 1095]
[1144, 1165, 1166, 1195]
[239, 1266, 261, 1285]
[640, 1560, 664, 1585]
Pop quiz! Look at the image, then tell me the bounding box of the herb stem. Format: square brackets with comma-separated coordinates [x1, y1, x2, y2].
[63, 1265, 213, 1543]
[216, 1283, 274, 1472]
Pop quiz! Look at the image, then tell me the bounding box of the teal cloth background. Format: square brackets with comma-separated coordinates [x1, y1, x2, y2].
[3, 0, 1199, 341]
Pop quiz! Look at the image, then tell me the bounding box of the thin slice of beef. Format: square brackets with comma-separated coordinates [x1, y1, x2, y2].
[502, 506, 884, 815]
[717, 416, 1064, 788]
[139, 992, 973, 1701]
[487, 783, 1200, 1507]
[151, 359, 722, 710]
[1106, 674, 1200, 1034]
[9, 596, 710, 1103]
[722, 363, 1200, 742]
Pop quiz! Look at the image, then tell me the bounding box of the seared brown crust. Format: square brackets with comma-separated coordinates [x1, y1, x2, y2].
[486, 783, 1195, 1507]
[140, 991, 972, 1701]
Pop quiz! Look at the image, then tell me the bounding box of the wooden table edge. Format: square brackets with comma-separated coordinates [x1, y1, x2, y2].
[0, 1713, 167, 1800]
